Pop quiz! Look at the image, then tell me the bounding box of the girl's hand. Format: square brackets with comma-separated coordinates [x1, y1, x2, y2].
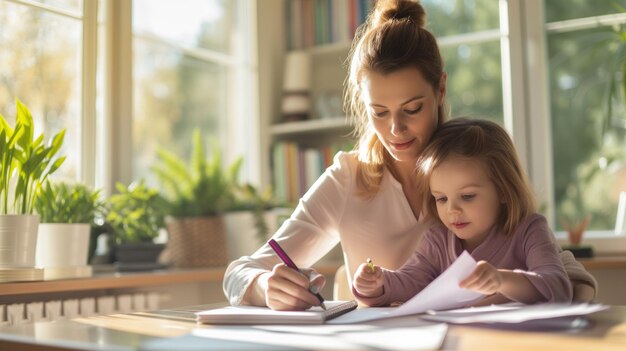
[262, 263, 326, 311]
[353, 262, 384, 298]
[459, 260, 502, 295]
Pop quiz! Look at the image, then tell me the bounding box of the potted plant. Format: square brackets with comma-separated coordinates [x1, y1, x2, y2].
[152, 129, 242, 268]
[106, 180, 168, 271]
[34, 181, 103, 279]
[0, 98, 65, 275]
[561, 216, 593, 258]
[223, 183, 288, 261]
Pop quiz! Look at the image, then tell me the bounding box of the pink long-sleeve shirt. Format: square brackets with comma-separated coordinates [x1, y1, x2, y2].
[355, 214, 573, 306]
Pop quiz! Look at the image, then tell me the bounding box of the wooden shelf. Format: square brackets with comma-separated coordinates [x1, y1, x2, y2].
[270, 117, 351, 136]
[0, 263, 342, 297]
[579, 256, 626, 270]
[0, 267, 225, 296]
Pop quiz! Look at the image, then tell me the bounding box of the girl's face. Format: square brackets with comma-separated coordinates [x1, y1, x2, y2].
[429, 155, 502, 251]
[360, 67, 446, 163]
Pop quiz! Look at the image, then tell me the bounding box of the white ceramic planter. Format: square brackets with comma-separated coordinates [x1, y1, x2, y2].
[0, 214, 40, 267]
[224, 208, 290, 260]
[36, 223, 90, 268]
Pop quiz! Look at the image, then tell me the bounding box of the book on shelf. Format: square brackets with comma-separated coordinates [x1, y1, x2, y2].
[272, 141, 353, 205]
[196, 300, 358, 325]
[286, 0, 374, 50]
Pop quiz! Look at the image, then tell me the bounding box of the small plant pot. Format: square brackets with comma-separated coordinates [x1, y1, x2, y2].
[114, 243, 166, 272]
[36, 223, 91, 268]
[164, 216, 227, 268]
[0, 214, 40, 267]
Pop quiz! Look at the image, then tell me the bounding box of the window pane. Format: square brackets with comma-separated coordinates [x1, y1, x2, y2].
[545, 0, 626, 22]
[133, 39, 228, 183]
[423, 0, 499, 36]
[133, 0, 233, 54]
[31, 0, 81, 12]
[0, 1, 82, 180]
[547, 27, 626, 231]
[442, 41, 503, 123]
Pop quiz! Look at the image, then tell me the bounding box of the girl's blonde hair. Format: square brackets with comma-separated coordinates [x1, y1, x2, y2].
[344, 0, 448, 197]
[416, 118, 536, 235]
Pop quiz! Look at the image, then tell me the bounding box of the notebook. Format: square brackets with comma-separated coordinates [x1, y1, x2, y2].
[196, 300, 358, 325]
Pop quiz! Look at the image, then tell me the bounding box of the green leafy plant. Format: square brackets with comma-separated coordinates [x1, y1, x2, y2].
[106, 180, 168, 244]
[34, 181, 103, 224]
[151, 128, 242, 217]
[0, 99, 66, 215]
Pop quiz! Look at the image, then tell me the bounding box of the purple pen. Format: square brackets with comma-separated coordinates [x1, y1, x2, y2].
[268, 239, 327, 310]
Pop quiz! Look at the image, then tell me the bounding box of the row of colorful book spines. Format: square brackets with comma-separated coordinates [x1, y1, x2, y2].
[272, 142, 353, 204]
[272, 143, 336, 203]
[286, 0, 374, 50]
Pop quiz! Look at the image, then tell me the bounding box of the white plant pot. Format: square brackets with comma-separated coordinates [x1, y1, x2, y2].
[224, 208, 290, 260]
[0, 214, 40, 267]
[36, 223, 90, 268]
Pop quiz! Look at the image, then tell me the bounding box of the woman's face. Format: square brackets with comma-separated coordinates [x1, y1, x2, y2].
[360, 67, 446, 163]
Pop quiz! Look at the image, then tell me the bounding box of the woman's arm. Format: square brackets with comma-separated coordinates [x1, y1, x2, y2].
[559, 249, 597, 302]
[223, 152, 353, 307]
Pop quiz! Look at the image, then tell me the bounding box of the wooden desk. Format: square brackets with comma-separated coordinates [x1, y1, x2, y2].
[0, 304, 624, 351]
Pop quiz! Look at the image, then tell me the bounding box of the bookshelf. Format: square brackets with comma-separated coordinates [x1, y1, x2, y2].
[270, 116, 351, 136]
[270, 0, 373, 205]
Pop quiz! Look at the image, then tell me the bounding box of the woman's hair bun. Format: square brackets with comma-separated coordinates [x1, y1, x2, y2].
[370, 0, 426, 28]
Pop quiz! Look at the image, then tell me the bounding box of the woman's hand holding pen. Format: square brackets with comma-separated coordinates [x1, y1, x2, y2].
[353, 259, 384, 298]
[263, 263, 326, 311]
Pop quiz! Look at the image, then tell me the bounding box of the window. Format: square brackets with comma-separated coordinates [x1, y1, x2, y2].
[423, 0, 503, 123]
[0, 0, 93, 182]
[1, 0, 257, 195]
[544, 2, 626, 234]
[131, 0, 258, 187]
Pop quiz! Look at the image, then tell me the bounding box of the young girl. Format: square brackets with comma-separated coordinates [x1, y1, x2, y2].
[353, 118, 573, 306]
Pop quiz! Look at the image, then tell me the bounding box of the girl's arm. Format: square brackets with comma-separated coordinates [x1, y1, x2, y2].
[461, 215, 572, 303]
[352, 227, 445, 306]
[460, 261, 544, 304]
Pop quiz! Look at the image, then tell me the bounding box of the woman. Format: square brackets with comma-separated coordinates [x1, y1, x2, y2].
[223, 0, 596, 310]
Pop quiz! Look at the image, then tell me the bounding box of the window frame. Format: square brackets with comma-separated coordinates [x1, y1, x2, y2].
[2, 0, 98, 186]
[517, 0, 626, 251]
[100, 0, 259, 196]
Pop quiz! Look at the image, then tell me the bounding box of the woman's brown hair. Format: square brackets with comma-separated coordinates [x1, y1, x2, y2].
[416, 118, 536, 235]
[344, 0, 448, 197]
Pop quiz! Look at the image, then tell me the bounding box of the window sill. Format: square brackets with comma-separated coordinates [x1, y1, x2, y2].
[555, 230, 626, 255]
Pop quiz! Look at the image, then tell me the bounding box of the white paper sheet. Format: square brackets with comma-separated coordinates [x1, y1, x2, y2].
[329, 251, 483, 324]
[190, 323, 447, 351]
[420, 302, 609, 324]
